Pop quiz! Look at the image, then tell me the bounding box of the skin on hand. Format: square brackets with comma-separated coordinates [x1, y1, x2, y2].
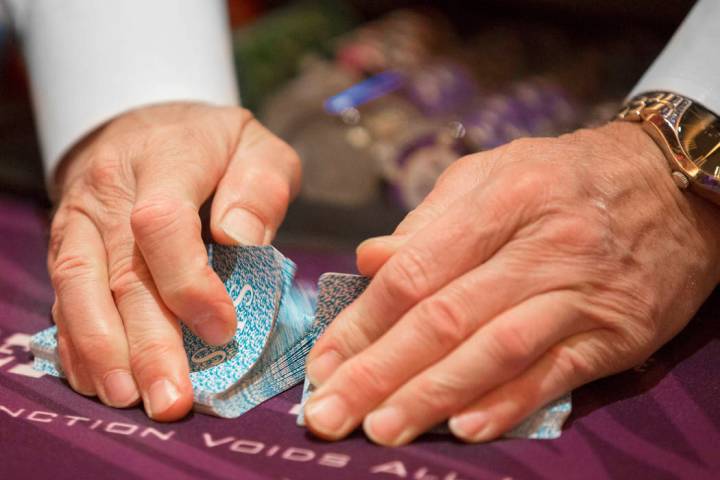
[48, 102, 300, 420]
[304, 121, 720, 445]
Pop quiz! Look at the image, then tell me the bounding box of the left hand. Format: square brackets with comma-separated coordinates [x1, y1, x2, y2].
[303, 121, 720, 445]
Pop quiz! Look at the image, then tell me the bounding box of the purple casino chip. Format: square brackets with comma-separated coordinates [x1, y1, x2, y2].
[404, 62, 479, 116]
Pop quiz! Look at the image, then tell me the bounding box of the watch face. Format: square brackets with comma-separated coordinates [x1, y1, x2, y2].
[678, 103, 720, 178]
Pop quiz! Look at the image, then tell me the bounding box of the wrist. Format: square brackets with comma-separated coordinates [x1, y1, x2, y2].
[601, 121, 720, 281]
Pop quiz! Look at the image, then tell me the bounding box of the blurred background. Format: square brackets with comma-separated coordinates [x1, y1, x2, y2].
[0, 0, 696, 252]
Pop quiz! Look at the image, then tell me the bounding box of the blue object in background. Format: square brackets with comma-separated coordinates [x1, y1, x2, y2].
[324, 70, 405, 114]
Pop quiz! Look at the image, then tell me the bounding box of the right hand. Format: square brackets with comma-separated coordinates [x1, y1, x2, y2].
[48, 102, 300, 420]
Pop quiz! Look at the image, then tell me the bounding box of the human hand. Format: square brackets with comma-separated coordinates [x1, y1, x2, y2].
[48, 102, 300, 420]
[304, 121, 720, 445]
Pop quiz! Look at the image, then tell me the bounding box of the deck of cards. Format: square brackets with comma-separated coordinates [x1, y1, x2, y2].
[30, 244, 571, 438]
[31, 245, 321, 418]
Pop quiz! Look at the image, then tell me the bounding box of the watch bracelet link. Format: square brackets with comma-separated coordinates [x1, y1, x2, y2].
[616, 92, 697, 191]
[617, 92, 692, 126]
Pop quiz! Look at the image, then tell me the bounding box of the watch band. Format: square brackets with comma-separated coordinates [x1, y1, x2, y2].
[617, 92, 700, 191]
[617, 92, 720, 203]
[617, 92, 692, 126]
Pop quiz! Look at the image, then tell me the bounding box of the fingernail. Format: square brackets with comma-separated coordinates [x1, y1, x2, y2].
[103, 370, 139, 407]
[262, 228, 275, 245]
[364, 406, 412, 446]
[220, 209, 266, 246]
[356, 235, 404, 253]
[307, 350, 343, 387]
[144, 379, 181, 419]
[193, 314, 235, 346]
[304, 394, 352, 437]
[449, 411, 490, 442]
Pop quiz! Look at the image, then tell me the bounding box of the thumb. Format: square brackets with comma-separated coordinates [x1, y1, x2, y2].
[211, 117, 301, 245]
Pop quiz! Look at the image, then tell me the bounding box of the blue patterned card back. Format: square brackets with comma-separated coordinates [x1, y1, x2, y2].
[298, 273, 370, 426]
[187, 245, 294, 395]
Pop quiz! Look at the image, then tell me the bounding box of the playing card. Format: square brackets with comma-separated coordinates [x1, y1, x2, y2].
[187, 244, 292, 395]
[194, 278, 319, 418]
[297, 273, 370, 426]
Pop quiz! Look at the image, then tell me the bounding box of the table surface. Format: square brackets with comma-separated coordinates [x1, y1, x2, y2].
[1, 194, 718, 480]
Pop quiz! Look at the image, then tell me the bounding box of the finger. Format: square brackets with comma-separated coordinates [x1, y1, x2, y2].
[304, 250, 552, 438]
[448, 331, 618, 443]
[307, 173, 541, 385]
[356, 235, 410, 277]
[357, 152, 500, 276]
[106, 233, 194, 421]
[211, 117, 301, 246]
[360, 292, 590, 445]
[50, 213, 139, 407]
[305, 290, 581, 442]
[54, 306, 95, 396]
[131, 143, 236, 346]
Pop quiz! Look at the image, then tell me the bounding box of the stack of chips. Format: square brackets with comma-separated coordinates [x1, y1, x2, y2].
[463, 79, 578, 151]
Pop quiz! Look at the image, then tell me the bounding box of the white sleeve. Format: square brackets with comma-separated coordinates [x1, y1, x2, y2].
[631, 0, 720, 114]
[6, 0, 239, 181]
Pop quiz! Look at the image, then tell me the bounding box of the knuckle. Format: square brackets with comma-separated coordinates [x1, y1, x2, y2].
[239, 168, 292, 220]
[451, 154, 479, 171]
[415, 294, 472, 349]
[73, 332, 115, 368]
[51, 253, 96, 293]
[262, 172, 292, 214]
[129, 339, 177, 379]
[506, 136, 535, 151]
[278, 141, 301, 173]
[108, 258, 151, 301]
[544, 209, 612, 258]
[412, 373, 465, 415]
[322, 317, 375, 359]
[394, 203, 441, 235]
[503, 166, 552, 202]
[434, 153, 487, 191]
[130, 198, 192, 240]
[342, 358, 391, 401]
[84, 148, 134, 200]
[436, 155, 471, 183]
[547, 344, 594, 385]
[51, 302, 60, 322]
[485, 323, 534, 371]
[382, 248, 434, 303]
[162, 266, 214, 310]
[87, 149, 123, 185]
[151, 124, 212, 154]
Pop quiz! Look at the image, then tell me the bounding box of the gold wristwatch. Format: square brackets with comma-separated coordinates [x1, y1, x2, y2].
[617, 92, 720, 203]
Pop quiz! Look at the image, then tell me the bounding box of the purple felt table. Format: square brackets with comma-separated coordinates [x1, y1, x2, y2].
[0, 194, 718, 480]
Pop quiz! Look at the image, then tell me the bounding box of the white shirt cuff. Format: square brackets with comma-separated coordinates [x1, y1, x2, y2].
[15, 0, 239, 184]
[631, 0, 720, 115]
